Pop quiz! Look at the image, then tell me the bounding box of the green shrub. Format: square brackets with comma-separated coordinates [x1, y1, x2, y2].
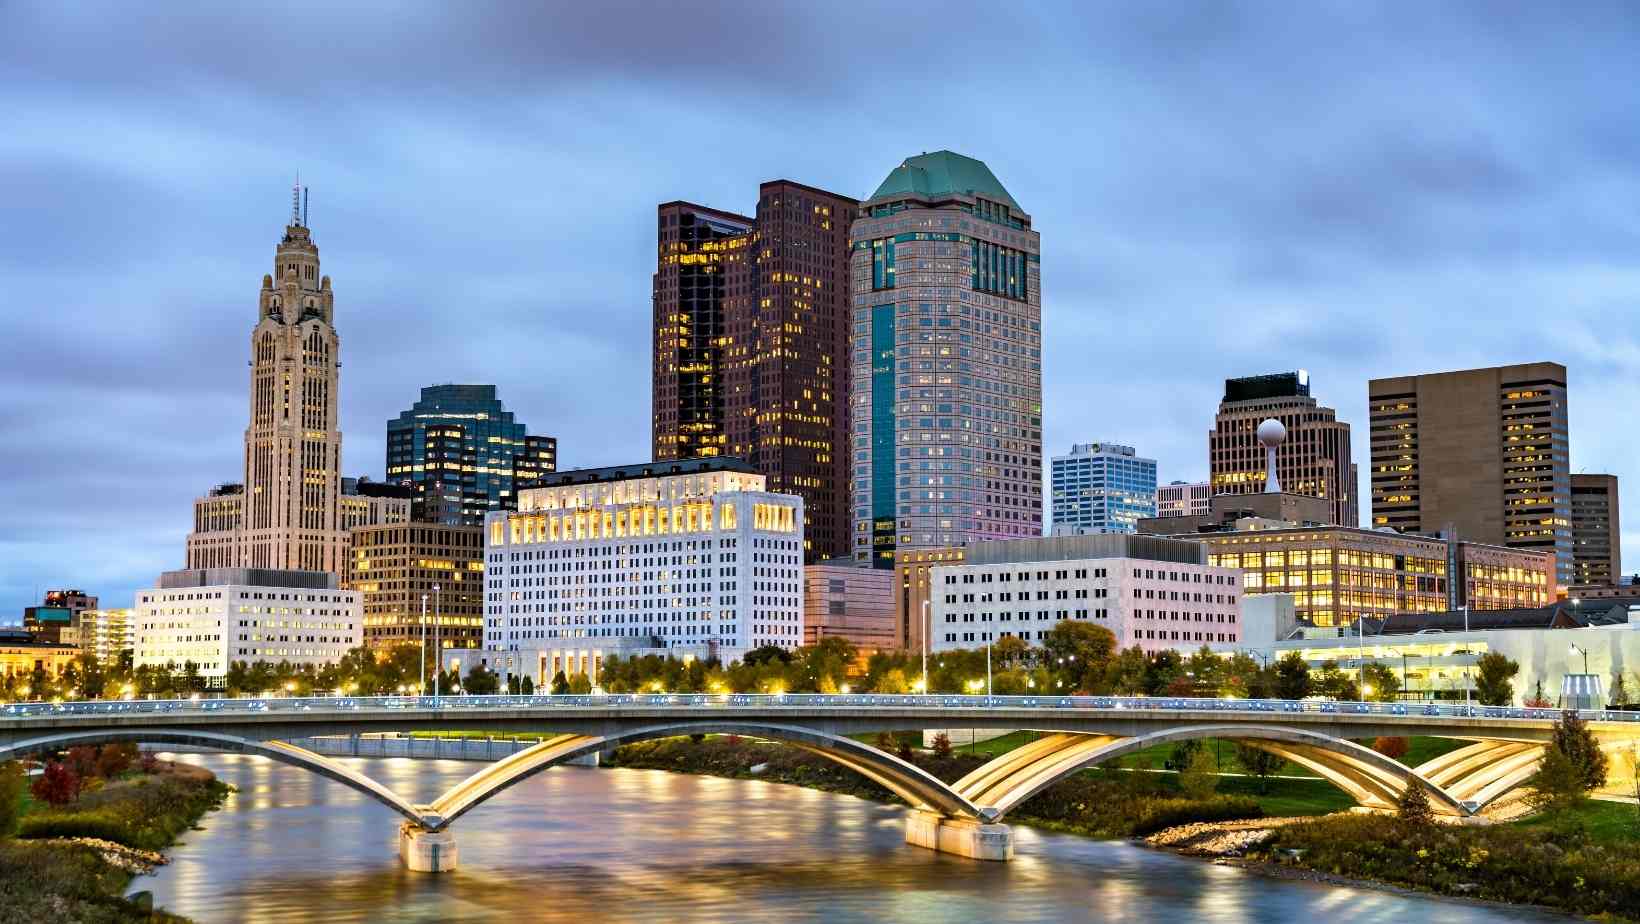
[19, 774, 230, 851]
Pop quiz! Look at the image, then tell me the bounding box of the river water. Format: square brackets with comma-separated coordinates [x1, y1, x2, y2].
[136, 754, 1562, 923]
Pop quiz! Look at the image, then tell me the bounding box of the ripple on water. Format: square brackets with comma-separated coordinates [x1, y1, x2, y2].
[135, 754, 1567, 924]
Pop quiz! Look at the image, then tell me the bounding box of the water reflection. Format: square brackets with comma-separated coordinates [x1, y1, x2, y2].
[137, 754, 1564, 923]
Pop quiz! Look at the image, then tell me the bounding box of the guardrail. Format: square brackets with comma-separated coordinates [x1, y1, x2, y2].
[2, 693, 1636, 723]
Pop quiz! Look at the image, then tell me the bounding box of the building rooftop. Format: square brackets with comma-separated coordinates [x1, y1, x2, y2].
[1223, 371, 1311, 403]
[965, 533, 1208, 567]
[154, 568, 339, 590]
[530, 457, 759, 488]
[869, 151, 1022, 212]
[1370, 601, 1636, 636]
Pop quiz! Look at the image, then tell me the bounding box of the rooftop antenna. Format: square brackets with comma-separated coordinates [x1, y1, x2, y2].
[291, 174, 301, 226]
[303, 186, 309, 227]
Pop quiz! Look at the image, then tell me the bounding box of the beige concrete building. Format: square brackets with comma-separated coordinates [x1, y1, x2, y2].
[0, 629, 78, 684]
[804, 562, 895, 651]
[187, 193, 350, 574]
[1368, 362, 1571, 586]
[1571, 473, 1621, 587]
[346, 523, 485, 650]
[1157, 481, 1211, 519]
[893, 547, 966, 654]
[1211, 372, 1356, 527]
[77, 609, 132, 662]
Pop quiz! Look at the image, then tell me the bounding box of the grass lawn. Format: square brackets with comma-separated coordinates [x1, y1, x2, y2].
[1513, 799, 1640, 847]
[1398, 735, 1468, 768]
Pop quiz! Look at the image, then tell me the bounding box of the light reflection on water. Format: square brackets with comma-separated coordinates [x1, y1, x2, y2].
[135, 754, 1565, 924]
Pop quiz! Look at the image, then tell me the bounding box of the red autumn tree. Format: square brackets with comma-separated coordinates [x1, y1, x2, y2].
[31, 761, 81, 807]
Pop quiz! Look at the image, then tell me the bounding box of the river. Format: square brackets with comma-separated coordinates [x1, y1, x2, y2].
[135, 754, 1563, 923]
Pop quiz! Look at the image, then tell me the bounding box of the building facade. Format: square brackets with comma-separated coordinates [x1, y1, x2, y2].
[0, 628, 78, 685]
[803, 563, 895, 650]
[1368, 362, 1572, 585]
[653, 182, 859, 563]
[1571, 473, 1621, 587]
[1190, 525, 1555, 628]
[386, 384, 557, 526]
[134, 568, 361, 679]
[1211, 372, 1356, 527]
[1157, 481, 1212, 519]
[77, 609, 132, 662]
[186, 191, 349, 573]
[347, 523, 485, 650]
[1050, 443, 1157, 534]
[483, 459, 804, 663]
[894, 547, 966, 656]
[850, 151, 1043, 567]
[929, 534, 1242, 654]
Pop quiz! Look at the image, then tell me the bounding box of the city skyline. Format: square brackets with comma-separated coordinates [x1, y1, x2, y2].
[6, 3, 1640, 613]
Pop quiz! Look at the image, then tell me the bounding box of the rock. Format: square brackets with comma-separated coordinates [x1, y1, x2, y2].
[749, 763, 769, 775]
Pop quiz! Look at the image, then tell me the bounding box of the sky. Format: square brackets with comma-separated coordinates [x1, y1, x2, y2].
[3, 1, 1639, 615]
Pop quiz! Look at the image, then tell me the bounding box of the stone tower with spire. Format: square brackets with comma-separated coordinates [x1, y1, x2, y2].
[186, 184, 349, 573]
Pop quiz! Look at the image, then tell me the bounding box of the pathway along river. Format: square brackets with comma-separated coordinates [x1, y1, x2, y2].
[137, 753, 1565, 923]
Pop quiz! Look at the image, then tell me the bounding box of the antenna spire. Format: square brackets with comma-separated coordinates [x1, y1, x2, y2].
[291, 174, 302, 226]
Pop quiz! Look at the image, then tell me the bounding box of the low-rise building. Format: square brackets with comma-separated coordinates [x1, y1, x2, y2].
[476, 458, 804, 684]
[77, 608, 132, 662]
[804, 561, 895, 651]
[134, 568, 361, 679]
[0, 627, 79, 684]
[930, 534, 1243, 654]
[347, 523, 484, 650]
[894, 547, 966, 654]
[1157, 481, 1212, 519]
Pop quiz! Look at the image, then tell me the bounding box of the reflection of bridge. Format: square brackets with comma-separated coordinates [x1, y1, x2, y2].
[4, 694, 1638, 870]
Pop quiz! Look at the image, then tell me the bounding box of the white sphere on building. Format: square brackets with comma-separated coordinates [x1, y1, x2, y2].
[1256, 418, 1287, 449]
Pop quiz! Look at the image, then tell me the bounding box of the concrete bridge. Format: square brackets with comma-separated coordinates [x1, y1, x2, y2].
[4, 693, 1637, 870]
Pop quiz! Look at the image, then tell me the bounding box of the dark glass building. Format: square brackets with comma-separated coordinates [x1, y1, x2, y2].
[386, 385, 556, 526]
[653, 182, 859, 562]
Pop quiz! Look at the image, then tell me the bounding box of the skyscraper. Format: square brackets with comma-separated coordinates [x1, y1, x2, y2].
[1050, 443, 1157, 534]
[386, 384, 557, 525]
[1571, 474, 1621, 587]
[1210, 371, 1356, 527]
[1368, 362, 1572, 585]
[186, 186, 349, 573]
[652, 182, 859, 562]
[849, 151, 1043, 567]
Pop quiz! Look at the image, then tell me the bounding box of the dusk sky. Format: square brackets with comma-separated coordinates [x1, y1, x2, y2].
[4, 2, 1638, 615]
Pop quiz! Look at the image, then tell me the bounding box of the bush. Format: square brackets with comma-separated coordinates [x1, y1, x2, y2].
[94, 743, 137, 779]
[1372, 736, 1409, 760]
[20, 773, 230, 851]
[0, 761, 23, 839]
[1397, 782, 1433, 825]
[931, 733, 952, 759]
[1129, 797, 1264, 836]
[31, 762, 80, 807]
[1178, 748, 1219, 801]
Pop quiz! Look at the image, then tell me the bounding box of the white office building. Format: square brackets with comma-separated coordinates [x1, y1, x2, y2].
[480, 459, 804, 683]
[134, 568, 361, 679]
[930, 534, 1242, 654]
[1157, 480, 1212, 519]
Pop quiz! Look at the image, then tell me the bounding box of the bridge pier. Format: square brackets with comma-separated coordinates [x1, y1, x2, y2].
[905, 811, 1013, 861]
[399, 823, 458, 872]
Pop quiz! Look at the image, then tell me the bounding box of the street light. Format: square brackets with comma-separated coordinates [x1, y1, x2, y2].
[420, 593, 429, 697]
[433, 583, 442, 703]
[1570, 641, 1590, 675]
[920, 599, 930, 696]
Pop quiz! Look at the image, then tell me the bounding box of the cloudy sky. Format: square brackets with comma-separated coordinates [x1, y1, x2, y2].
[4, 2, 1638, 614]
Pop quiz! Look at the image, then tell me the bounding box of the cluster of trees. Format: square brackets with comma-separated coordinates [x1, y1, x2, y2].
[16, 743, 146, 810]
[2, 620, 1538, 704]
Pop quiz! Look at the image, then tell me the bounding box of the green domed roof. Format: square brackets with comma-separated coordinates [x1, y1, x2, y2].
[869, 151, 1021, 211]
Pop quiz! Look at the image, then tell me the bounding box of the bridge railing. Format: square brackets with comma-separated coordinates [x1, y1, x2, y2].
[3, 693, 1638, 724]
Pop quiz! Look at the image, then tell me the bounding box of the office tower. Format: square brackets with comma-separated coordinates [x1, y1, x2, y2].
[849, 151, 1043, 567]
[1570, 474, 1621, 586]
[1050, 443, 1157, 534]
[803, 563, 895, 651]
[1210, 371, 1356, 527]
[23, 590, 97, 645]
[186, 186, 349, 573]
[76, 609, 132, 662]
[347, 523, 485, 650]
[340, 477, 413, 530]
[1368, 362, 1572, 585]
[134, 568, 360, 679]
[386, 384, 557, 525]
[482, 458, 805, 666]
[652, 182, 859, 562]
[1157, 481, 1212, 518]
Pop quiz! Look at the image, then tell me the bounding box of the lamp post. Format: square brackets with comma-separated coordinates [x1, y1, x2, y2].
[433, 583, 442, 703]
[420, 593, 429, 697]
[920, 599, 930, 694]
[986, 639, 992, 698]
[1461, 604, 1471, 708]
[1570, 641, 1589, 675]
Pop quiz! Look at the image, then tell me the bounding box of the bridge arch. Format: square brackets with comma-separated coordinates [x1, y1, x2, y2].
[0, 729, 426, 826]
[957, 725, 1471, 819]
[426, 722, 985, 830]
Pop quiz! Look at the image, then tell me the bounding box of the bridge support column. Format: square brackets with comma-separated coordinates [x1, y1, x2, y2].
[904, 811, 1013, 861]
[399, 823, 458, 873]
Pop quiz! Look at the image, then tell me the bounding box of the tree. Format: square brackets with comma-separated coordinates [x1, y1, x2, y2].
[550, 671, 569, 695]
[1527, 746, 1586, 814]
[1361, 663, 1401, 702]
[31, 761, 80, 807]
[1610, 674, 1632, 708]
[520, 676, 535, 695]
[0, 761, 24, 838]
[1398, 781, 1434, 825]
[1169, 738, 1203, 770]
[1143, 650, 1183, 696]
[742, 645, 793, 667]
[1235, 743, 1283, 794]
[931, 733, 953, 759]
[1044, 621, 1116, 691]
[1179, 747, 1219, 800]
[1101, 647, 1148, 695]
[1550, 712, 1609, 793]
[65, 746, 99, 781]
[1274, 652, 1312, 700]
[95, 743, 138, 778]
[1524, 679, 1552, 709]
[1473, 652, 1519, 706]
[567, 672, 593, 695]
[463, 665, 500, 695]
[1314, 660, 1360, 701]
[1373, 736, 1410, 761]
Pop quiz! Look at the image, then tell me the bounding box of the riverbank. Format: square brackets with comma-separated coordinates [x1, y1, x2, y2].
[1, 758, 230, 923]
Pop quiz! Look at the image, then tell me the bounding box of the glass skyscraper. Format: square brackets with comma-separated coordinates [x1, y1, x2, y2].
[849, 151, 1043, 567]
[386, 384, 556, 525]
[1050, 443, 1158, 534]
